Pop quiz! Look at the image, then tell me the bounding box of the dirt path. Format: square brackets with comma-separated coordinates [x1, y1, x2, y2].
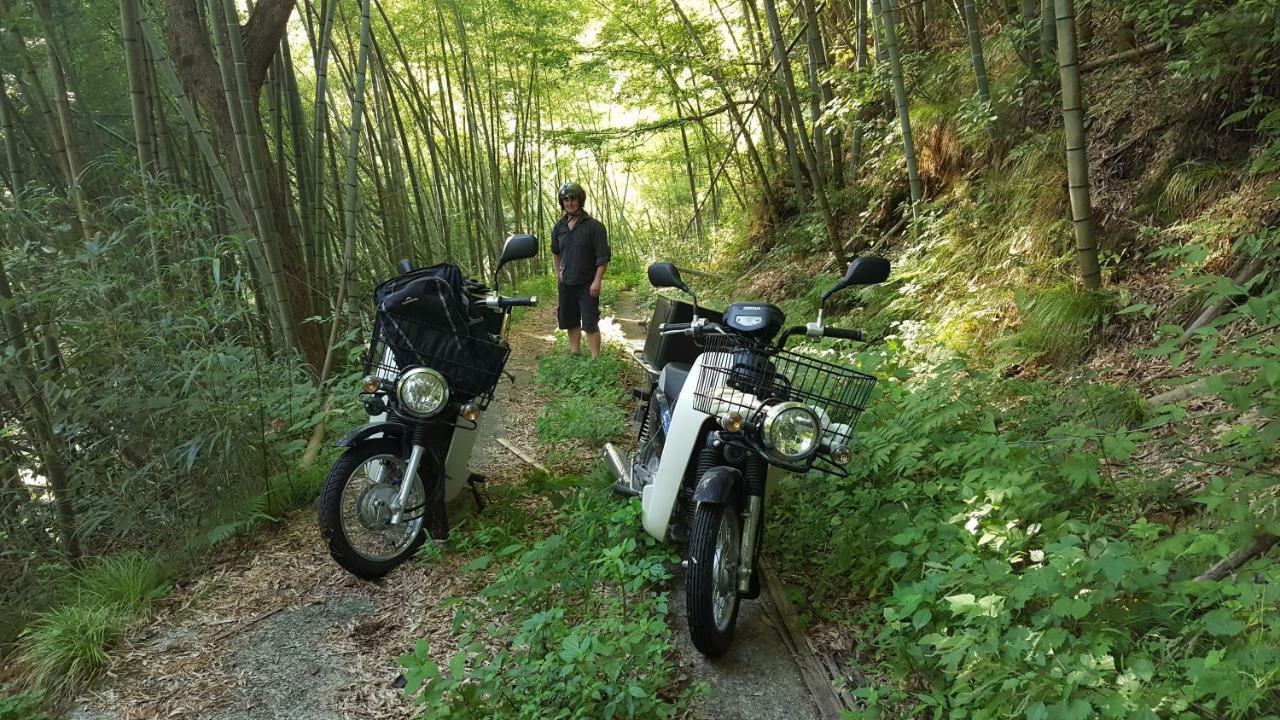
[606, 291, 822, 720]
[69, 293, 825, 720]
[69, 308, 556, 720]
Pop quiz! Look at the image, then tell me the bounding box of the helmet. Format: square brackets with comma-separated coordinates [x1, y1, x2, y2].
[558, 182, 586, 209]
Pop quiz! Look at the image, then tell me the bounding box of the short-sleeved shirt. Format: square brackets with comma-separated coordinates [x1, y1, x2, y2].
[551, 211, 611, 285]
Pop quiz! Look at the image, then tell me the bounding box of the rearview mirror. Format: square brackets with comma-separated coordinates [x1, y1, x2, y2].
[822, 256, 890, 301]
[493, 233, 539, 291]
[498, 233, 539, 266]
[647, 262, 688, 292]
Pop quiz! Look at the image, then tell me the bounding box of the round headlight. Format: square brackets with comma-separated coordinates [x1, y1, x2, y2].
[396, 368, 449, 417]
[761, 402, 820, 460]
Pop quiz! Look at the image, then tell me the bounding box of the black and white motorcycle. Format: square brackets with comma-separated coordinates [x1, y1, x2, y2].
[605, 256, 890, 656]
[318, 234, 539, 579]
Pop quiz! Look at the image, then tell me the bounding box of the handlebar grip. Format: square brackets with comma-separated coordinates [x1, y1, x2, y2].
[659, 322, 691, 332]
[499, 296, 537, 308]
[823, 327, 865, 341]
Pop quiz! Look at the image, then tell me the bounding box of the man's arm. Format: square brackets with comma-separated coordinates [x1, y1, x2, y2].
[550, 227, 562, 280]
[589, 222, 611, 297]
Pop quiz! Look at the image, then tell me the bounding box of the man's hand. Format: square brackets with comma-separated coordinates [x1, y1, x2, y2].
[589, 279, 602, 298]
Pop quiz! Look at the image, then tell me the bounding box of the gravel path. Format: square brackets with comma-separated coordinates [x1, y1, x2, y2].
[68, 292, 823, 720]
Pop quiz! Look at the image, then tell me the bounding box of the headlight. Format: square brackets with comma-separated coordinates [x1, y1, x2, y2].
[396, 368, 449, 417]
[761, 402, 820, 460]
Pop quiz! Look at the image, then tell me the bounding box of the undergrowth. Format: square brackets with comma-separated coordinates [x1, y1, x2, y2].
[399, 316, 684, 717]
[769, 266, 1280, 718]
[532, 336, 632, 448]
[401, 477, 683, 718]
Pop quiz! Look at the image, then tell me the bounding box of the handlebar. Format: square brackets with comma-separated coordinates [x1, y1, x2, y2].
[777, 324, 867, 348]
[498, 296, 538, 308]
[822, 326, 864, 341]
[659, 320, 723, 336]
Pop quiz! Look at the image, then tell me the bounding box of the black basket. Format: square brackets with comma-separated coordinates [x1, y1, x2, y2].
[691, 333, 877, 460]
[363, 311, 510, 409]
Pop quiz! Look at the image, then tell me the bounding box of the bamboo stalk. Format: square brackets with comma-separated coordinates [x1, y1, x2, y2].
[1054, 0, 1102, 289]
[0, 74, 24, 195]
[302, 0, 374, 468]
[119, 0, 156, 175]
[879, 0, 922, 205]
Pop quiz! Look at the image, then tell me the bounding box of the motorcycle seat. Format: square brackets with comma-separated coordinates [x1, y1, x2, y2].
[660, 362, 692, 403]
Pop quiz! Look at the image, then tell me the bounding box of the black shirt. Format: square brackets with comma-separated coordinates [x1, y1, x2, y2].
[551, 211, 611, 285]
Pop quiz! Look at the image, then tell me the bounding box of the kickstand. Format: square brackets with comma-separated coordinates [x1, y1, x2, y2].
[467, 473, 487, 513]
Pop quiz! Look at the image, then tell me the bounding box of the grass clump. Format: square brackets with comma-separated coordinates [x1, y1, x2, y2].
[532, 337, 632, 446]
[1004, 284, 1120, 364]
[536, 396, 628, 445]
[17, 603, 130, 695]
[73, 551, 169, 609]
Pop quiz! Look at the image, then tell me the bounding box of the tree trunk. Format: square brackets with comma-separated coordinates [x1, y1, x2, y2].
[0, 74, 24, 194]
[880, 0, 923, 205]
[668, 0, 778, 214]
[120, 0, 157, 175]
[0, 253, 80, 561]
[1054, 0, 1102, 289]
[868, 0, 896, 120]
[962, 0, 992, 111]
[761, 0, 846, 262]
[850, 0, 867, 170]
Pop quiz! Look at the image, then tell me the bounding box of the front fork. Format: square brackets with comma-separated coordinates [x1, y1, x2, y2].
[739, 494, 763, 593]
[389, 423, 440, 525]
[389, 443, 426, 525]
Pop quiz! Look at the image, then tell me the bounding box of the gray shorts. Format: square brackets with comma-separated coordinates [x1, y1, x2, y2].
[557, 282, 600, 333]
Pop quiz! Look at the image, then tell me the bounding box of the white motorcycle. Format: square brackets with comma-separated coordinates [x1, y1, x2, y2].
[604, 256, 890, 656]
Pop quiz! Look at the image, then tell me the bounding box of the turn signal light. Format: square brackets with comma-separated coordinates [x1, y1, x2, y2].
[460, 403, 481, 421]
[719, 411, 745, 433]
[361, 375, 381, 394]
[831, 446, 852, 466]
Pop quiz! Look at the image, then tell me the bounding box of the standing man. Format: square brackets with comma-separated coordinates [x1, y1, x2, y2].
[551, 182, 611, 359]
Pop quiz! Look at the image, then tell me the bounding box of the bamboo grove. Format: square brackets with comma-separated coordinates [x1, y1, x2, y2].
[3, 0, 1278, 651]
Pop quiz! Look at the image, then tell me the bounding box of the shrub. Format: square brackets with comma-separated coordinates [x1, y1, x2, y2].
[73, 551, 168, 609]
[18, 603, 130, 695]
[400, 477, 683, 718]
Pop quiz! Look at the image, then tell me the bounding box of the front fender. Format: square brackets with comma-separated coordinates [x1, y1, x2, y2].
[334, 421, 408, 448]
[692, 465, 742, 505]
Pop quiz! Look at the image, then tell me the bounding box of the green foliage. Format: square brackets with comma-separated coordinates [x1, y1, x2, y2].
[1003, 284, 1121, 364]
[400, 477, 683, 718]
[0, 685, 48, 720]
[0, 186, 327, 645]
[533, 337, 631, 402]
[72, 551, 169, 609]
[771, 263, 1280, 719]
[17, 603, 130, 695]
[537, 396, 628, 445]
[532, 337, 632, 446]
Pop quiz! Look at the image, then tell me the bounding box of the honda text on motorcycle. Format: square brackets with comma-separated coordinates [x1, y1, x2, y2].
[318, 234, 539, 579]
[605, 256, 890, 656]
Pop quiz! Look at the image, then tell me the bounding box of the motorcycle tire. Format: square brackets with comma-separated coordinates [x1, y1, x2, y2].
[686, 500, 742, 657]
[318, 438, 428, 579]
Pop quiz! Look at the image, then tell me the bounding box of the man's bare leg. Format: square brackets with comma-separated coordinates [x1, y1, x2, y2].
[567, 327, 582, 355]
[587, 331, 601, 359]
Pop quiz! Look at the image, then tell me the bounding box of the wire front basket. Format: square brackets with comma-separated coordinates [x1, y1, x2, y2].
[692, 333, 877, 466]
[364, 311, 510, 410]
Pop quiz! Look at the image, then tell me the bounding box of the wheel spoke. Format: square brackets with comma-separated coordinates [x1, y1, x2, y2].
[339, 454, 425, 562]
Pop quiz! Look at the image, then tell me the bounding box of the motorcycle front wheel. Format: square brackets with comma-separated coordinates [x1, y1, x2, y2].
[318, 438, 427, 579]
[686, 500, 742, 657]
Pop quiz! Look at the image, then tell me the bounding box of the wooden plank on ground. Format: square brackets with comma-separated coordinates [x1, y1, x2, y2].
[759, 558, 860, 719]
[496, 437, 548, 474]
